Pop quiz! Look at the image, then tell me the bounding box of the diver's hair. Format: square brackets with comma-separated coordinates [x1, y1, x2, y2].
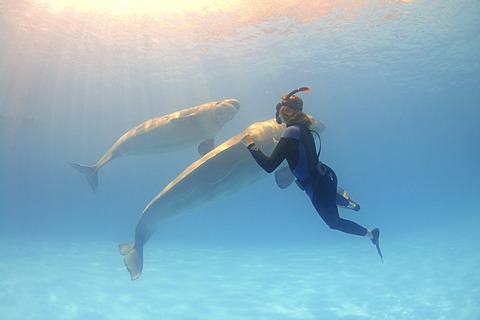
[281, 94, 303, 110]
[280, 105, 312, 127]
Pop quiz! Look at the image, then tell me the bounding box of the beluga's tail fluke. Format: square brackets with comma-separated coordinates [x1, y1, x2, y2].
[119, 242, 143, 281]
[68, 162, 99, 192]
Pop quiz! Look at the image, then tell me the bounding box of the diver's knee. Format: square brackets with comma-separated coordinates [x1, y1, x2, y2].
[324, 218, 340, 231]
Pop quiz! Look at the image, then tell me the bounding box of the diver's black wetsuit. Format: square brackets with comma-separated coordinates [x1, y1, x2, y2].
[247, 122, 367, 236]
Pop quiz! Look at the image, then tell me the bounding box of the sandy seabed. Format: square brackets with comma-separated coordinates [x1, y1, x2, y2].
[1, 234, 479, 320]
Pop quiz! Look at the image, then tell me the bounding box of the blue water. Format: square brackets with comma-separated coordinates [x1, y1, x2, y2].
[1, 0, 479, 319]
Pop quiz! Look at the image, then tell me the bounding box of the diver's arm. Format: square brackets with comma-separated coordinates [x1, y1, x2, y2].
[246, 137, 298, 173]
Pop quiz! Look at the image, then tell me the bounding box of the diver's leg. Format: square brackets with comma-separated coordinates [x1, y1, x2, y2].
[336, 190, 350, 207]
[318, 166, 383, 261]
[315, 199, 367, 236]
[313, 167, 367, 236]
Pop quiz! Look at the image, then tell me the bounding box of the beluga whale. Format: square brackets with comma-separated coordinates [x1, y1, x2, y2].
[69, 99, 240, 192]
[119, 117, 325, 280]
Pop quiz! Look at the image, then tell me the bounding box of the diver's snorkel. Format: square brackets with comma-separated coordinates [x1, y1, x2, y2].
[275, 87, 311, 124]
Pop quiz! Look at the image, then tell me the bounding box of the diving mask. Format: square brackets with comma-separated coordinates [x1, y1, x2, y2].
[275, 87, 311, 124]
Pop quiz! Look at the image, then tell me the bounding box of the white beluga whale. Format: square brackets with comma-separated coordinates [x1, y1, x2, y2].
[69, 99, 240, 192]
[119, 117, 325, 280]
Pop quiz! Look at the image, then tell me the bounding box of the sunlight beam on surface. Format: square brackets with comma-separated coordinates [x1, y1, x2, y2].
[36, 0, 242, 17]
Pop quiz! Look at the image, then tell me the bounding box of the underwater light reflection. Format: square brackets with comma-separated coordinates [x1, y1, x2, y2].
[37, 0, 242, 17]
[32, 0, 376, 25]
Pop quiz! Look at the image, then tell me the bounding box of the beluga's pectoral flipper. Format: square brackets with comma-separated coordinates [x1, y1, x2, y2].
[274, 165, 295, 189]
[198, 138, 215, 156]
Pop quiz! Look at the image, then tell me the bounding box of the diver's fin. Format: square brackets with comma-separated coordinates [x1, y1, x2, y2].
[336, 187, 361, 211]
[371, 228, 384, 264]
[121, 243, 144, 280]
[68, 162, 99, 193]
[275, 165, 295, 189]
[198, 138, 215, 156]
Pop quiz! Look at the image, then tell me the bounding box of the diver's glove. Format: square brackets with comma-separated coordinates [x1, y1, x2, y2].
[241, 134, 255, 148]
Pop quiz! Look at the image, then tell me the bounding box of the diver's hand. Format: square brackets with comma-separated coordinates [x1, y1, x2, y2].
[241, 134, 254, 147]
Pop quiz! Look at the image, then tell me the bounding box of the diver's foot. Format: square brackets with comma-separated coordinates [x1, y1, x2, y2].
[336, 188, 361, 212]
[370, 228, 383, 263]
[348, 200, 361, 212]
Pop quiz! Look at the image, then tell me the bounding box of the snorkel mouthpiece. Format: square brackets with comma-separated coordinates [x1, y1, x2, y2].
[276, 87, 311, 124]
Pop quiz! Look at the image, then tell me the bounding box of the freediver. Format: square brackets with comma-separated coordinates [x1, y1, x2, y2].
[241, 87, 383, 262]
